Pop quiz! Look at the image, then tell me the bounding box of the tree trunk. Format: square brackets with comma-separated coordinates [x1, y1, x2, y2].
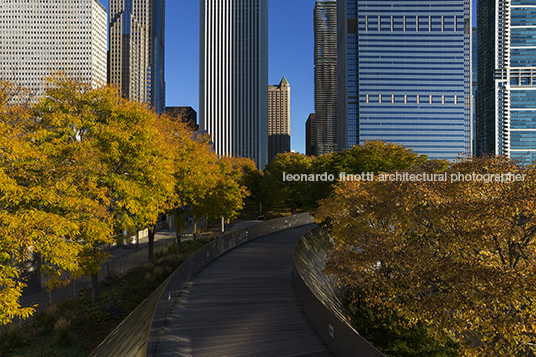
[148, 227, 155, 264]
[193, 218, 197, 240]
[91, 272, 99, 303]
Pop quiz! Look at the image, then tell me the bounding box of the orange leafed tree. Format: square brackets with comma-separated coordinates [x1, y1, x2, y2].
[0, 80, 114, 323]
[316, 156, 536, 356]
[30, 77, 179, 301]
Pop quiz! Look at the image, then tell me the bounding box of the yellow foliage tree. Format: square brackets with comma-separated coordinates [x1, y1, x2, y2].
[30, 77, 179, 300]
[172, 129, 251, 234]
[316, 156, 536, 356]
[0, 80, 113, 323]
[201, 156, 251, 224]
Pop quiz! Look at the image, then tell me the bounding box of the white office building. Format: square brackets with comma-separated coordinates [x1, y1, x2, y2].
[0, 0, 107, 101]
[200, 0, 269, 168]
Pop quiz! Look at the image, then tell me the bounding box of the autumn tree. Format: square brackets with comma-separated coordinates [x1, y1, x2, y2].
[29, 77, 178, 301]
[0, 80, 113, 323]
[240, 159, 265, 215]
[172, 129, 220, 238]
[201, 156, 251, 226]
[316, 156, 536, 356]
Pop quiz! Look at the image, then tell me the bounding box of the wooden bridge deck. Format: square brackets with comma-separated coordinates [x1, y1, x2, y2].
[152, 224, 332, 357]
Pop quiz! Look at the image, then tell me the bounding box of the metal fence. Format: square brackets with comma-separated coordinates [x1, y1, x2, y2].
[13, 235, 178, 328]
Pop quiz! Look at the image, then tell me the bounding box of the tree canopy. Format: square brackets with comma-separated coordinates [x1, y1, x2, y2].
[255, 141, 442, 214]
[0, 78, 252, 323]
[316, 156, 536, 356]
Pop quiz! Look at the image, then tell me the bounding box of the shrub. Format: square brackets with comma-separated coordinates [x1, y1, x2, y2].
[53, 317, 76, 347]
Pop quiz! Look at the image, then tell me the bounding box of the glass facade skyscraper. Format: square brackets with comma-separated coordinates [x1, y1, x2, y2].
[338, 0, 472, 161]
[314, 0, 338, 156]
[472, 28, 478, 155]
[477, 0, 536, 163]
[109, 0, 166, 113]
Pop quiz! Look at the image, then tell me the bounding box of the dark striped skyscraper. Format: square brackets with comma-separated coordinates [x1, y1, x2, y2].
[314, 0, 338, 156]
[200, 0, 269, 168]
[477, 0, 536, 163]
[109, 0, 166, 113]
[337, 0, 472, 160]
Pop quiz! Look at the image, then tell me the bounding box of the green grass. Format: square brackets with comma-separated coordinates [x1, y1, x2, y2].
[0, 237, 215, 357]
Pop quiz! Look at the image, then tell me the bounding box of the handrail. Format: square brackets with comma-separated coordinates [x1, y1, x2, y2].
[90, 213, 315, 357]
[293, 226, 386, 357]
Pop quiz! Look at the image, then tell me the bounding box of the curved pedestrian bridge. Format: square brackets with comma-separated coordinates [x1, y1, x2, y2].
[151, 224, 332, 357]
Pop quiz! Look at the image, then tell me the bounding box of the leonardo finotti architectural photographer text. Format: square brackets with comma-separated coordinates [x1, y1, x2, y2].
[282, 172, 527, 184]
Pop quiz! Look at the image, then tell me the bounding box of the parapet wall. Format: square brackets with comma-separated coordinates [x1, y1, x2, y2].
[90, 213, 315, 357]
[293, 226, 386, 357]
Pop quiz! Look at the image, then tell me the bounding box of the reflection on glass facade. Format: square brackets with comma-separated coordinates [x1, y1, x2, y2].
[472, 28, 477, 155]
[338, 0, 472, 161]
[109, 0, 166, 113]
[477, 0, 536, 163]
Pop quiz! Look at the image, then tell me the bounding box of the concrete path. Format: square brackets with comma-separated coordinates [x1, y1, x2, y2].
[153, 224, 333, 357]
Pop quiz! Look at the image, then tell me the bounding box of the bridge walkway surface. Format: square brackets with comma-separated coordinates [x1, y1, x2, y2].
[151, 224, 333, 357]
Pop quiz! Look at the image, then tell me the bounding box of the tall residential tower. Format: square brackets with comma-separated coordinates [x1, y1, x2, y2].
[337, 0, 472, 160]
[268, 77, 291, 162]
[200, 0, 269, 168]
[477, 0, 536, 163]
[0, 0, 107, 100]
[109, 0, 165, 113]
[314, 0, 338, 156]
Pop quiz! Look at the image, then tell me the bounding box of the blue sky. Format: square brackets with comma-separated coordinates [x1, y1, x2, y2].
[100, 0, 478, 154]
[101, 0, 317, 153]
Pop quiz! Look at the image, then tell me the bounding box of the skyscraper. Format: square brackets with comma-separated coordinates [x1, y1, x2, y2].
[0, 0, 107, 100]
[306, 113, 317, 156]
[165, 106, 199, 131]
[472, 27, 477, 155]
[268, 77, 291, 162]
[338, 0, 472, 161]
[477, 0, 536, 163]
[109, 0, 165, 113]
[200, 0, 269, 168]
[314, 0, 338, 156]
